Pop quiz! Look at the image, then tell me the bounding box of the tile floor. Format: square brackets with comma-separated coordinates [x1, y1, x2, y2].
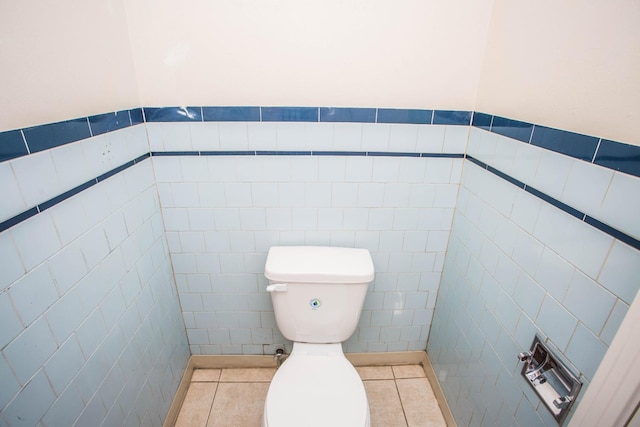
[174, 364, 447, 426]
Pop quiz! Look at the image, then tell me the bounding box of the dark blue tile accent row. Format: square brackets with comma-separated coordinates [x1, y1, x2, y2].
[3, 106, 640, 181]
[0, 130, 28, 161]
[202, 107, 260, 122]
[23, 118, 92, 153]
[130, 108, 144, 125]
[144, 107, 202, 122]
[487, 165, 526, 189]
[472, 112, 640, 178]
[256, 151, 313, 156]
[40, 179, 97, 211]
[433, 110, 472, 126]
[261, 107, 318, 122]
[466, 155, 488, 169]
[468, 157, 640, 251]
[422, 153, 465, 158]
[320, 107, 376, 123]
[97, 160, 135, 182]
[377, 109, 432, 125]
[585, 216, 640, 251]
[367, 151, 421, 157]
[531, 125, 599, 162]
[312, 151, 368, 156]
[88, 110, 131, 136]
[594, 139, 640, 177]
[491, 116, 534, 143]
[524, 185, 583, 219]
[471, 112, 492, 130]
[0, 208, 39, 233]
[133, 152, 151, 163]
[200, 151, 255, 156]
[0, 155, 150, 233]
[151, 151, 199, 156]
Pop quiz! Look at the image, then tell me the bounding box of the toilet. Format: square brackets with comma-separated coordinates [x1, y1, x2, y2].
[262, 246, 375, 427]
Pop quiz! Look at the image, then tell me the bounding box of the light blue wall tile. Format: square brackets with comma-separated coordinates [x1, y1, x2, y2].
[43, 336, 85, 395]
[0, 291, 23, 350]
[600, 299, 629, 345]
[513, 273, 545, 320]
[565, 323, 608, 381]
[598, 240, 640, 305]
[3, 317, 57, 384]
[564, 271, 616, 335]
[536, 295, 578, 350]
[0, 355, 20, 411]
[1, 370, 56, 426]
[41, 385, 85, 427]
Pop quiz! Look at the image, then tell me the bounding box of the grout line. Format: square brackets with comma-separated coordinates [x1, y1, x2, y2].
[592, 138, 602, 163]
[20, 129, 30, 154]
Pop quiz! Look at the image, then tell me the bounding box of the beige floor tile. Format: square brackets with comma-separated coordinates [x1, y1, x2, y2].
[192, 369, 222, 382]
[396, 378, 446, 427]
[392, 365, 426, 379]
[206, 382, 269, 427]
[364, 380, 408, 427]
[175, 382, 218, 427]
[356, 366, 394, 380]
[219, 368, 276, 382]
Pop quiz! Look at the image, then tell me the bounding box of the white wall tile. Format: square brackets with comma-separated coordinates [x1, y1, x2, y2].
[333, 123, 362, 150]
[416, 125, 445, 153]
[189, 122, 220, 151]
[11, 212, 62, 271]
[531, 149, 572, 200]
[289, 157, 318, 182]
[276, 122, 306, 150]
[443, 126, 469, 153]
[247, 122, 277, 150]
[180, 157, 209, 183]
[8, 265, 58, 327]
[4, 317, 58, 384]
[345, 157, 373, 182]
[304, 123, 333, 149]
[362, 124, 390, 151]
[11, 150, 61, 208]
[218, 122, 248, 150]
[389, 124, 418, 152]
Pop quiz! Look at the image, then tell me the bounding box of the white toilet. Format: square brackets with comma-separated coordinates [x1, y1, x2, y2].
[262, 246, 375, 427]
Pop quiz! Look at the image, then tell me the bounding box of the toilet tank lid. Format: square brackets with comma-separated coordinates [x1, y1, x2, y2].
[265, 246, 374, 283]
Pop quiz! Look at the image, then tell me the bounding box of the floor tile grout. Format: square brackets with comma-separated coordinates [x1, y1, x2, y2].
[175, 365, 445, 427]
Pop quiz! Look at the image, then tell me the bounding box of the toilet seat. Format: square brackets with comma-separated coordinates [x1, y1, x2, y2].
[263, 343, 370, 427]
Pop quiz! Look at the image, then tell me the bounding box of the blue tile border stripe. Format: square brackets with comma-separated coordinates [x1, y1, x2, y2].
[2, 146, 639, 252]
[471, 112, 640, 178]
[2, 106, 638, 181]
[1, 106, 639, 247]
[467, 155, 640, 251]
[0, 155, 150, 233]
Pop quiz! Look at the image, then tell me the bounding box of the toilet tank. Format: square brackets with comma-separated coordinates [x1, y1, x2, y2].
[265, 246, 375, 344]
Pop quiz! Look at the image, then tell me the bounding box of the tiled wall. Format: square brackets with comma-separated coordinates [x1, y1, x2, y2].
[427, 125, 640, 426]
[2, 105, 640, 426]
[0, 125, 189, 426]
[148, 113, 469, 354]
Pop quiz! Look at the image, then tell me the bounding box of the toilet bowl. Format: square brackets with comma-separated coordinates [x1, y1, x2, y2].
[262, 343, 370, 427]
[262, 246, 375, 427]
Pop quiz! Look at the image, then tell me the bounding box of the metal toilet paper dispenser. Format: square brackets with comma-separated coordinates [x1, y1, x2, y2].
[517, 335, 581, 424]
